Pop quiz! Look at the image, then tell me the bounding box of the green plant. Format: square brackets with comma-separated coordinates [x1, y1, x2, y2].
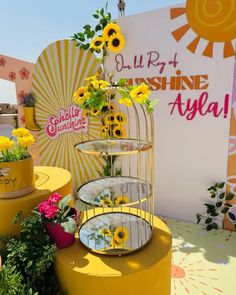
[0, 264, 36, 295]
[21, 93, 37, 107]
[97, 155, 121, 177]
[196, 182, 235, 230]
[3, 212, 63, 295]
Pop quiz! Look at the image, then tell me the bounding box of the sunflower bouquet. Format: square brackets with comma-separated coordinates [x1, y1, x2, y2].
[88, 224, 129, 249]
[0, 128, 35, 162]
[92, 187, 130, 207]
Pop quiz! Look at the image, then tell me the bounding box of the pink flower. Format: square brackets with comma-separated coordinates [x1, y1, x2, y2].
[44, 205, 59, 219]
[0, 57, 6, 67]
[49, 192, 62, 204]
[38, 200, 49, 214]
[19, 67, 30, 80]
[8, 71, 16, 81]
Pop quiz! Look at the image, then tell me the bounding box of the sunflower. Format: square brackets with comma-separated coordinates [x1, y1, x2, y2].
[73, 86, 89, 105]
[101, 125, 109, 138]
[114, 226, 129, 244]
[108, 102, 117, 112]
[90, 108, 100, 117]
[103, 22, 121, 40]
[107, 33, 125, 53]
[118, 98, 133, 107]
[99, 228, 112, 237]
[113, 126, 126, 138]
[85, 73, 99, 82]
[82, 109, 89, 117]
[114, 112, 126, 126]
[104, 113, 116, 125]
[90, 36, 105, 51]
[100, 199, 113, 207]
[130, 83, 150, 104]
[114, 195, 129, 205]
[98, 80, 109, 90]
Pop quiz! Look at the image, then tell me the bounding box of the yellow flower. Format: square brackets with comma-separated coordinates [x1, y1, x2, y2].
[73, 86, 90, 105]
[0, 136, 14, 152]
[12, 128, 30, 137]
[85, 74, 99, 82]
[101, 125, 109, 138]
[108, 102, 116, 112]
[113, 126, 126, 138]
[118, 98, 133, 107]
[114, 226, 129, 244]
[82, 109, 89, 117]
[130, 83, 150, 104]
[103, 22, 121, 40]
[99, 228, 112, 237]
[114, 195, 130, 205]
[18, 135, 35, 148]
[104, 113, 116, 125]
[91, 79, 109, 90]
[100, 199, 113, 207]
[90, 108, 100, 117]
[90, 36, 105, 51]
[114, 112, 126, 126]
[107, 33, 125, 53]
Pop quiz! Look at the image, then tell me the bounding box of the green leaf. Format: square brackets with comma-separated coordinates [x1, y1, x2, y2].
[100, 8, 104, 15]
[95, 24, 102, 32]
[117, 78, 126, 87]
[210, 193, 216, 198]
[93, 14, 99, 19]
[219, 192, 225, 199]
[221, 207, 229, 213]
[218, 182, 225, 189]
[61, 217, 76, 234]
[224, 203, 233, 207]
[226, 193, 234, 201]
[58, 194, 73, 209]
[212, 222, 218, 229]
[83, 24, 91, 30]
[83, 43, 90, 50]
[204, 203, 215, 210]
[216, 201, 223, 208]
[210, 211, 218, 217]
[205, 217, 213, 224]
[206, 224, 213, 231]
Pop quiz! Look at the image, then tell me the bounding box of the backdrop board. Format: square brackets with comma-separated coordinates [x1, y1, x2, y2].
[105, 3, 236, 223]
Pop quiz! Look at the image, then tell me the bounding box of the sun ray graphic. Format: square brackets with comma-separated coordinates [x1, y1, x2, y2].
[172, 253, 223, 295]
[33, 40, 102, 191]
[170, 0, 236, 58]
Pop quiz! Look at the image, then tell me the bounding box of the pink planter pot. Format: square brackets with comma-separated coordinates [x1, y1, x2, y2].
[45, 208, 78, 249]
[45, 222, 75, 249]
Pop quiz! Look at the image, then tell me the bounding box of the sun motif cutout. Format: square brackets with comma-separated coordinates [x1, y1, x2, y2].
[172, 253, 223, 295]
[170, 0, 236, 58]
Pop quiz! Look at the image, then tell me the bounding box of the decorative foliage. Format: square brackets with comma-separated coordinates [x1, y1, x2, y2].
[0, 212, 63, 295]
[20, 92, 37, 107]
[0, 128, 35, 162]
[196, 182, 235, 230]
[35, 193, 78, 234]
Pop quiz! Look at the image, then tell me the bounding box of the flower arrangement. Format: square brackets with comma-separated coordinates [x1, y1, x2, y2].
[20, 92, 37, 107]
[72, 4, 158, 116]
[0, 128, 35, 162]
[35, 193, 78, 234]
[92, 187, 130, 206]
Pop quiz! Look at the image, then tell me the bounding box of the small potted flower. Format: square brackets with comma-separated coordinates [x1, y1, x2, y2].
[35, 193, 79, 249]
[0, 128, 35, 198]
[20, 92, 40, 131]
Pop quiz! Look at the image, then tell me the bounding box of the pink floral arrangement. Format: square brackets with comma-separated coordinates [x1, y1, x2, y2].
[35, 193, 78, 234]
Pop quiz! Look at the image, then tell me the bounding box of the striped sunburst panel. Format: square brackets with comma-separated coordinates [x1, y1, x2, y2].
[32, 39, 102, 191]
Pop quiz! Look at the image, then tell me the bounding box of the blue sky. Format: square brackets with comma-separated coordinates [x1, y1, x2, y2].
[0, 0, 184, 103]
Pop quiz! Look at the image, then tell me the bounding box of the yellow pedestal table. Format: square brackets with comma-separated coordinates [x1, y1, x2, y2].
[55, 213, 172, 295]
[0, 166, 72, 235]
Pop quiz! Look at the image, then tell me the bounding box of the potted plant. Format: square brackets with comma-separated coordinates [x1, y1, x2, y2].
[35, 193, 79, 249]
[20, 92, 40, 131]
[0, 128, 35, 198]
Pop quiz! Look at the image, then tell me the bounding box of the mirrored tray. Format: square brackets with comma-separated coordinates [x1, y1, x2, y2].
[79, 212, 152, 256]
[74, 139, 152, 156]
[78, 176, 152, 207]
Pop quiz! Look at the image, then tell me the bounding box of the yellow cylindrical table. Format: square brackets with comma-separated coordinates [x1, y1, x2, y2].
[55, 212, 172, 295]
[0, 166, 72, 235]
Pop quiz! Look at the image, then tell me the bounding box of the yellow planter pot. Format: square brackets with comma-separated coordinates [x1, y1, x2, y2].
[0, 157, 35, 199]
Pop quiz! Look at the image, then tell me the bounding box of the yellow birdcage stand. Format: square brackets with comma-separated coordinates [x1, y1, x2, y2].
[75, 89, 155, 256]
